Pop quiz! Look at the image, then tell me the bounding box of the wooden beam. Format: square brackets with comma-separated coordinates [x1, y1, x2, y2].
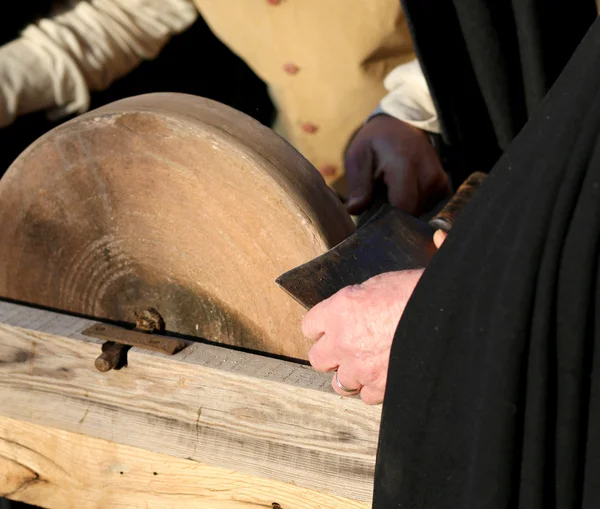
[0, 301, 380, 503]
[0, 415, 369, 508]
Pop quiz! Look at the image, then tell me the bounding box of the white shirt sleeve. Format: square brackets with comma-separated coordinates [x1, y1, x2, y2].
[374, 59, 441, 134]
[0, 0, 198, 128]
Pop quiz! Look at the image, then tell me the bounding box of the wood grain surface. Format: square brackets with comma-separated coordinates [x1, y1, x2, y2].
[0, 416, 369, 509]
[0, 93, 355, 359]
[0, 301, 380, 503]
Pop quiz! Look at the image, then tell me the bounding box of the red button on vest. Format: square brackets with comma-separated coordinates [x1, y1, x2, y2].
[267, 0, 281, 5]
[319, 164, 337, 177]
[301, 123, 319, 134]
[283, 62, 300, 75]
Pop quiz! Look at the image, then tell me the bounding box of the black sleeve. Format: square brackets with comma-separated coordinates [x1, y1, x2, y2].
[374, 17, 600, 509]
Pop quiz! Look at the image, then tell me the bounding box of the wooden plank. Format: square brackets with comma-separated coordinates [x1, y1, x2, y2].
[0, 301, 380, 503]
[0, 415, 369, 509]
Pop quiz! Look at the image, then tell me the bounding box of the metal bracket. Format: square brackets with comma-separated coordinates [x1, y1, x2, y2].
[82, 308, 187, 372]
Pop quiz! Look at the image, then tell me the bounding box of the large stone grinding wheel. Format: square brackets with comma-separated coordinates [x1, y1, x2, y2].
[0, 93, 355, 359]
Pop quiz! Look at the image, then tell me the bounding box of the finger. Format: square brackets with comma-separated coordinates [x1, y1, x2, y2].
[331, 365, 361, 396]
[308, 335, 340, 372]
[301, 301, 330, 342]
[382, 161, 419, 215]
[358, 386, 384, 405]
[433, 229, 448, 248]
[345, 143, 375, 215]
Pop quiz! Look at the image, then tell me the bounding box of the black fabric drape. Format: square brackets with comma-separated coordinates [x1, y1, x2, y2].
[401, 0, 596, 185]
[374, 18, 600, 509]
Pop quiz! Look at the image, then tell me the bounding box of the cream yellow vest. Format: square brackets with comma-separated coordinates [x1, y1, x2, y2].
[193, 0, 416, 194]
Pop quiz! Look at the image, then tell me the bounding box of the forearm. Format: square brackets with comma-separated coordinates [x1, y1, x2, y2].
[0, 0, 197, 128]
[0, 38, 68, 127]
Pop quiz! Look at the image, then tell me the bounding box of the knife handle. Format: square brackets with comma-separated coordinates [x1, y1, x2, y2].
[429, 172, 487, 232]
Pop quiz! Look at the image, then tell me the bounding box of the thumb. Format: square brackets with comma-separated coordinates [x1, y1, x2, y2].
[433, 229, 447, 249]
[345, 144, 375, 215]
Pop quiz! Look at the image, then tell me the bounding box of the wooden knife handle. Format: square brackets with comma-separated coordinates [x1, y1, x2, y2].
[429, 172, 487, 232]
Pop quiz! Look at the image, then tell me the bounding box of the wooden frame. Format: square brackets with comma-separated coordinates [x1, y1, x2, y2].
[0, 301, 380, 508]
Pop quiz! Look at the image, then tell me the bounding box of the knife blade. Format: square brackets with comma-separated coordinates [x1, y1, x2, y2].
[276, 172, 486, 309]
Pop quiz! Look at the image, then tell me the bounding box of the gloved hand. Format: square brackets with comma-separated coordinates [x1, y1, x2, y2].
[344, 114, 451, 216]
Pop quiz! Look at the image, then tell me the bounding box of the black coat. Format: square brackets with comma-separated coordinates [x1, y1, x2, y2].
[374, 6, 600, 509]
[402, 0, 597, 185]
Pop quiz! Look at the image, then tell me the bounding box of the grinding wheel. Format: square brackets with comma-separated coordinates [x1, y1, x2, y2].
[0, 93, 355, 359]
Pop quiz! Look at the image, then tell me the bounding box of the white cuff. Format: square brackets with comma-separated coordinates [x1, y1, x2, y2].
[371, 59, 440, 134]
